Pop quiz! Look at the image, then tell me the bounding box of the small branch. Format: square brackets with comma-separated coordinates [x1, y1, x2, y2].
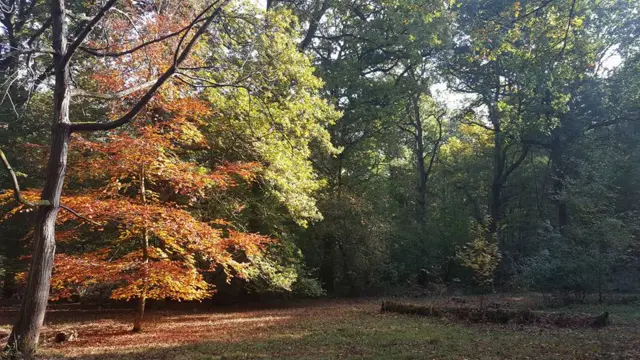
[65, 9, 95, 22]
[511, 0, 555, 24]
[584, 117, 626, 131]
[500, 145, 529, 184]
[425, 111, 445, 182]
[173, 12, 201, 66]
[521, 137, 551, 149]
[299, 0, 331, 51]
[59, 205, 102, 226]
[174, 75, 247, 89]
[28, 63, 54, 94]
[2, 149, 103, 226]
[62, 0, 118, 67]
[0, 49, 55, 60]
[556, 0, 576, 60]
[70, 0, 227, 132]
[461, 118, 495, 132]
[27, 18, 53, 47]
[361, 58, 402, 76]
[396, 122, 417, 137]
[79, 17, 208, 58]
[0, 148, 50, 207]
[175, 71, 251, 89]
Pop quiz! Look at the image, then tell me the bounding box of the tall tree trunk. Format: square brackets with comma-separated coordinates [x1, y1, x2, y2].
[550, 140, 568, 236]
[488, 104, 503, 243]
[319, 153, 344, 294]
[413, 96, 428, 226]
[133, 164, 149, 332]
[6, 0, 71, 355]
[319, 235, 335, 293]
[489, 181, 502, 237]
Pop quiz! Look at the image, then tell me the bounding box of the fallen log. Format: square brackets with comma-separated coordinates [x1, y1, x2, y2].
[380, 301, 608, 328]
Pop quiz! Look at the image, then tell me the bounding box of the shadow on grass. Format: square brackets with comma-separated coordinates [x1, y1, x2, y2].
[42, 325, 461, 360]
[0, 299, 344, 328]
[41, 312, 640, 360]
[0, 297, 636, 360]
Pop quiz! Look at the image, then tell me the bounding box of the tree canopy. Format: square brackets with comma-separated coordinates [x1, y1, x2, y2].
[1, 0, 639, 356]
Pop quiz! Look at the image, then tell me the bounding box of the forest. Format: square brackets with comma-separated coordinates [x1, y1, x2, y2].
[0, 0, 639, 358]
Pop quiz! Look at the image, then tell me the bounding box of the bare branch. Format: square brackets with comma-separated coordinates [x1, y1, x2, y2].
[175, 71, 251, 89]
[174, 75, 246, 89]
[521, 137, 551, 148]
[1, 148, 103, 225]
[173, 12, 205, 66]
[361, 58, 402, 76]
[425, 111, 445, 181]
[79, 17, 208, 58]
[29, 63, 54, 93]
[65, 9, 95, 22]
[59, 205, 102, 226]
[70, 1, 227, 133]
[299, 0, 331, 51]
[500, 145, 529, 184]
[511, 0, 555, 25]
[27, 18, 53, 47]
[461, 117, 495, 131]
[396, 122, 417, 137]
[0, 48, 54, 61]
[556, 0, 577, 60]
[584, 117, 628, 131]
[62, 0, 118, 67]
[0, 148, 50, 207]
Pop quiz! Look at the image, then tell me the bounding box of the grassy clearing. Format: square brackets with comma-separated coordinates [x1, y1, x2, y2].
[0, 296, 639, 359]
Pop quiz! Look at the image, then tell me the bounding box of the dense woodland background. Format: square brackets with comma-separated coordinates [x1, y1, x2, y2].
[1, 0, 639, 325]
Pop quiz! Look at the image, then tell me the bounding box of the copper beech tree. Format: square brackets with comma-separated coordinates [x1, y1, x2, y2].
[2, 97, 269, 328]
[0, 0, 237, 355]
[52, 96, 268, 332]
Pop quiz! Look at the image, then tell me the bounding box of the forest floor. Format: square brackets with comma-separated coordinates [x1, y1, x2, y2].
[0, 294, 639, 359]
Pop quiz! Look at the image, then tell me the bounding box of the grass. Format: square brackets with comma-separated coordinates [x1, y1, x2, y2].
[0, 295, 639, 359]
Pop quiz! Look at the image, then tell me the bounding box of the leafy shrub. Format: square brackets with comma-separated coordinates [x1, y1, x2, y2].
[456, 220, 501, 290]
[514, 221, 632, 304]
[244, 241, 325, 297]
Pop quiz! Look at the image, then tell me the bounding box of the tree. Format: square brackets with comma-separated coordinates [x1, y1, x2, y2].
[278, 0, 452, 293]
[519, 0, 639, 235]
[397, 88, 445, 225]
[0, 0, 230, 355]
[2, 0, 639, 340]
[53, 112, 269, 331]
[1, 0, 339, 350]
[457, 220, 501, 308]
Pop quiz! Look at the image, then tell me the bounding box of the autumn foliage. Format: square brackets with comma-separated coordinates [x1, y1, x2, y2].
[55, 100, 271, 300]
[4, 101, 271, 304]
[1, 1, 274, 316]
[0, 0, 343, 345]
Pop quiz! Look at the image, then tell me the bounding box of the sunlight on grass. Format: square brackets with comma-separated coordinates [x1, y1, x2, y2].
[14, 298, 636, 360]
[154, 315, 292, 329]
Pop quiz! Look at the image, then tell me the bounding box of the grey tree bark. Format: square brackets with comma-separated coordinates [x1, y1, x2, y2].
[6, 0, 71, 355]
